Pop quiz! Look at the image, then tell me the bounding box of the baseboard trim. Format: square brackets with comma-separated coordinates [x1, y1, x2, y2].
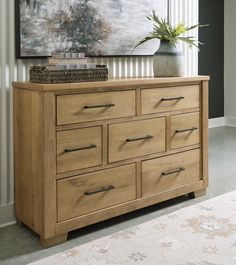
[0, 221, 16, 229]
[0, 203, 16, 228]
[225, 116, 236, 127]
[208, 117, 225, 128]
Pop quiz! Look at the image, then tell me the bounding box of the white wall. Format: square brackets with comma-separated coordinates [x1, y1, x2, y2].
[224, 0, 236, 126]
[0, 0, 198, 227]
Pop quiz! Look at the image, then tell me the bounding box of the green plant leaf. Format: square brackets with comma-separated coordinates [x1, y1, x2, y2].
[132, 10, 208, 52]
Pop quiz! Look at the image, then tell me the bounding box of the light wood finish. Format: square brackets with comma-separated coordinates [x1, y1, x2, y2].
[14, 89, 44, 235]
[57, 91, 136, 125]
[142, 149, 200, 197]
[13, 76, 210, 92]
[13, 77, 209, 247]
[40, 233, 68, 248]
[136, 88, 142, 116]
[170, 112, 200, 149]
[56, 181, 205, 234]
[56, 107, 200, 132]
[43, 92, 58, 239]
[108, 118, 166, 163]
[201, 81, 209, 187]
[136, 161, 142, 198]
[166, 115, 171, 152]
[57, 126, 102, 173]
[56, 145, 200, 180]
[57, 164, 136, 222]
[141, 85, 199, 115]
[191, 189, 207, 198]
[102, 124, 108, 165]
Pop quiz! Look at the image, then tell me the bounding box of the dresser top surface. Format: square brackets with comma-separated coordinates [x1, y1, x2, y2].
[13, 76, 210, 92]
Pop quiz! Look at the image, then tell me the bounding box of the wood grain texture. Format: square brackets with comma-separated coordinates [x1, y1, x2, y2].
[191, 189, 207, 198]
[201, 81, 209, 187]
[141, 85, 200, 115]
[142, 149, 200, 197]
[108, 118, 166, 163]
[136, 162, 142, 198]
[40, 233, 68, 248]
[57, 164, 136, 222]
[12, 76, 210, 92]
[166, 115, 171, 152]
[57, 126, 102, 173]
[56, 145, 201, 180]
[56, 181, 205, 234]
[56, 144, 201, 179]
[13, 77, 209, 246]
[102, 124, 108, 165]
[14, 89, 44, 235]
[42, 92, 57, 239]
[56, 108, 200, 131]
[56, 107, 200, 132]
[170, 112, 200, 149]
[57, 90, 136, 125]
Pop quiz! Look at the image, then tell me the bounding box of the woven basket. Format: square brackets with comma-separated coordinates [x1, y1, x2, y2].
[30, 65, 108, 84]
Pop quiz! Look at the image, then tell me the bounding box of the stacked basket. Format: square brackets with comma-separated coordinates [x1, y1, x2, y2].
[30, 53, 108, 84]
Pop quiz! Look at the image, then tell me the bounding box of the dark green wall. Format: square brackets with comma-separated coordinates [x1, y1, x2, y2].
[199, 0, 224, 118]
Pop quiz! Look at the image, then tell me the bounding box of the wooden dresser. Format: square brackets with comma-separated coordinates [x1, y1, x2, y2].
[13, 76, 209, 247]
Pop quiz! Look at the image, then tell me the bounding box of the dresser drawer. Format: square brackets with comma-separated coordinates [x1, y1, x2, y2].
[57, 91, 136, 125]
[57, 164, 136, 222]
[141, 85, 199, 115]
[57, 126, 102, 173]
[142, 149, 200, 197]
[171, 112, 200, 150]
[108, 118, 166, 163]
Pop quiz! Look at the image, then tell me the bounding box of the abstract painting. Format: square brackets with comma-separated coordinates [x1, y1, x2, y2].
[16, 0, 168, 58]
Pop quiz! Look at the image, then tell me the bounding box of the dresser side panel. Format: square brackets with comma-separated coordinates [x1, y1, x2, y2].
[201, 81, 209, 186]
[14, 88, 44, 234]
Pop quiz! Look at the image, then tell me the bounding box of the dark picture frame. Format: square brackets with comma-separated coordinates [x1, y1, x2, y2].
[15, 0, 169, 59]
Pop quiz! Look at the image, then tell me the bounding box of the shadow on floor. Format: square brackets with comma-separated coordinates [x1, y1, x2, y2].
[69, 195, 189, 240]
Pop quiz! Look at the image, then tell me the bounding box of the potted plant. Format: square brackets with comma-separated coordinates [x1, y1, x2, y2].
[133, 11, 208, 77]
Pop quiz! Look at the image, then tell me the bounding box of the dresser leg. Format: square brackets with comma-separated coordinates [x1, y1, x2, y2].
[189, 189, 207, 199]
[40, 233, 68, 248]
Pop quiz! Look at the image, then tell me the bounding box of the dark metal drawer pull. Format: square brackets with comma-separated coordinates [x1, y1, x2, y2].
[161, 96, 185, 101]
[161, 167, 185, 176]
[176, 127, 198, 133]
[84, 104, 115, 109]
[126, 135, 153, 142]
[64, 144, 97, 153]
[84, 185, 115, 196]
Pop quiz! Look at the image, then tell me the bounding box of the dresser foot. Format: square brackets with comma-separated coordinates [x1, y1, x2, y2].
[189, 189, 207, 199]
[40, 233, 68, 248]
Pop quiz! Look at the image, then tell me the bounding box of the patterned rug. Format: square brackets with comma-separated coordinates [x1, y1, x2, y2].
[30, 191, 236, 265]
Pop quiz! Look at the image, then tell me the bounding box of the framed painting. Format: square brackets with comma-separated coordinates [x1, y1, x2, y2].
[15, 0, 169, 58]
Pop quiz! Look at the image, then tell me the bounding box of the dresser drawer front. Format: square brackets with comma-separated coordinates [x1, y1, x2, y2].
[57, 164, 136, 222]
[171, 112, 200, 149]
[108, 118, 166, 163]
[142, 149, 200, 197]
[141, 85, 199, 115]
[57, 91, 136, 125]
[57, 126, 102, 173]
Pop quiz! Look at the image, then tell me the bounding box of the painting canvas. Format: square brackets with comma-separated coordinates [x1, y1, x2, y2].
[16, 0, 168, 58]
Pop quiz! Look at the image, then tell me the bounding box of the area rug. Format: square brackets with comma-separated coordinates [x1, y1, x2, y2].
[29, 191, 236, 265]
